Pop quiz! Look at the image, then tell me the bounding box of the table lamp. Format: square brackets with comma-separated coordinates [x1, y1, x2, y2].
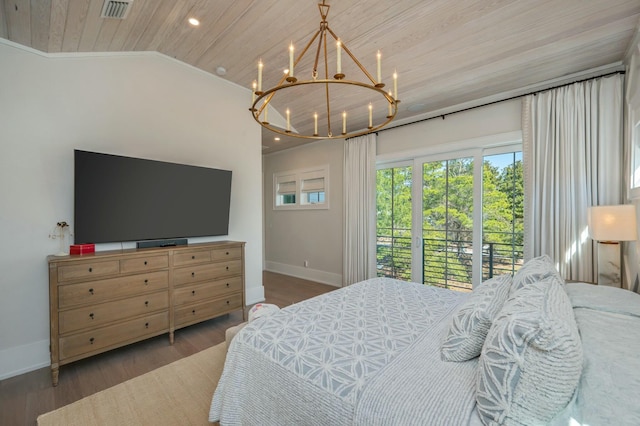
[587, 205, 637, 287]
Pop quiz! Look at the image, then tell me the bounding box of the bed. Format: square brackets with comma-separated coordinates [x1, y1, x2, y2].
[209, 256, 640, 425]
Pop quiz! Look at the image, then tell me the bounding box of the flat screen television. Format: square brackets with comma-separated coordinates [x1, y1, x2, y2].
[74, 150, 232, 245]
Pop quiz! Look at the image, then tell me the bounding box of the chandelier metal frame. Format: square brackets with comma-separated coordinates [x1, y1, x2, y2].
[250, 0, 399, 140]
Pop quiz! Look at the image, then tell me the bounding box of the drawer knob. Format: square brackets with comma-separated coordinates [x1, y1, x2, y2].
[191, 272, 195, 277]
[145, 301, 149, 306]
[144, 260, 148, 265]
[226, 300, 230, 304]
[89, 313, 94, 319]
[226, 266, 229, 270]
[89, 267, 93, 272]
[226, 251, 229, 255]
[191, 255, 195, 259]
[192, 309, 196, 315]
[144, 279, 149, 284]
[89, 337, 94, 344]
[89, 288, 94, 295]
[145, 322, 149, 328]
[191, 290, 196, 295]
[226, 283, 230, 287]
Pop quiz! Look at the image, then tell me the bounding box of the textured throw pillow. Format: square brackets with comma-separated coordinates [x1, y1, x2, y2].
[511, 254, 563, 293]
[476, 275, 583, 426]
[441, 274, 512, 362]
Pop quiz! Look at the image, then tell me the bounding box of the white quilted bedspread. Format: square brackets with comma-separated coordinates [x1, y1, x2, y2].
[209, 277, 478, 425]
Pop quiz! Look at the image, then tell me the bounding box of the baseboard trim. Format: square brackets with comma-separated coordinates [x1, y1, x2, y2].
[265, 261, 342, 287]
[0, 339, 50, 380]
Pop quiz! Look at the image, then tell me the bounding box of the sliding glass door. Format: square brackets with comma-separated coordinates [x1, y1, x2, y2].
[376, 146, 523, 290]
[482, 151, 524, 278]
[422, 157, 475, 291]
[376, 163, 412, 280]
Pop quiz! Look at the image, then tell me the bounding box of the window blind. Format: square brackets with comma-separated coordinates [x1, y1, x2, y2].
[301, 177, 324, 192]
[276, 176, 297, 195]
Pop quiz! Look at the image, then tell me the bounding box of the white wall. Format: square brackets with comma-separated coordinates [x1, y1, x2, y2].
[262, 98, 522, 285]
[263, 140, 344, 286]
[0, 40, 263, 379]
[377, 99, 522, 158]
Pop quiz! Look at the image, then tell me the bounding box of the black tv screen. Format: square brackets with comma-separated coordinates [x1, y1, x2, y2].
[74, 150, 232, 244]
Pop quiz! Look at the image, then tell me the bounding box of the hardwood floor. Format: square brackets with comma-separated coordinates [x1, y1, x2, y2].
[0, 271, 336, 426]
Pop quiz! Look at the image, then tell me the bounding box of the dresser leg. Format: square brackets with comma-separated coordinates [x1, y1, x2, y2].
[169, 330, 174, 345]
[51, 364, 59, 387]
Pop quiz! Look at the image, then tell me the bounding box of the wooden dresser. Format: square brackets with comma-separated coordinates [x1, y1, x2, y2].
[48, 241, 245, 386]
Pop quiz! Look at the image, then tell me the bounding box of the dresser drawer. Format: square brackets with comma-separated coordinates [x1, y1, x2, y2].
[58, 271, 169, 308]
[173, 276, 243, 306]
[173, 250, 212, 267]
[59, 311, 169, 360]
[58, 260, 120, 282]
[173, 260, 242, 286]
[48, 241, 245, 386]
[120, 254, 168, 274]
[59, 291, 169, 334]
[174, 293, 243, 327]
[211, 247, 242, 261]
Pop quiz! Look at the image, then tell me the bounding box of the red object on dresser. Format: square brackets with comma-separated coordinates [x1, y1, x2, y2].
[70, 243, 95, 255]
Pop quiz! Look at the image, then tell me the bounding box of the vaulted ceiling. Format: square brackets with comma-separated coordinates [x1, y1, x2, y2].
[1, 0, 639, 152]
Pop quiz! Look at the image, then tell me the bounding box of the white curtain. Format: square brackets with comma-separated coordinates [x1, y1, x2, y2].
[522, 74, 624, 282]
[343, 133, 377, 285]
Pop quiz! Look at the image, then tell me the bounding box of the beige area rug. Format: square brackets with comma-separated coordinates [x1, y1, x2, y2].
[37, 343, 226, 426]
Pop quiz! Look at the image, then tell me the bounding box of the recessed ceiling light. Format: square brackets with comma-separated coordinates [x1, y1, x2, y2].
[216, 66, 227, 76]
[274, 137, 280, 141]
[188, 17, 200, 26]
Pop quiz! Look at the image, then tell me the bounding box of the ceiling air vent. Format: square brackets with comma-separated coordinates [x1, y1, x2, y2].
[101, 0, 133, 19]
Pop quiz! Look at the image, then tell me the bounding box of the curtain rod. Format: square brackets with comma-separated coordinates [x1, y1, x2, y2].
[376, 70, 626, 134]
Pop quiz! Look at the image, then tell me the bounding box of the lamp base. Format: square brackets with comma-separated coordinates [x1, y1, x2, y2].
[596, 241, 621, 287]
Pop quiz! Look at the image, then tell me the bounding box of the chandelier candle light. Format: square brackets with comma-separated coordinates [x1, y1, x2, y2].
[250, 0, 399, 140]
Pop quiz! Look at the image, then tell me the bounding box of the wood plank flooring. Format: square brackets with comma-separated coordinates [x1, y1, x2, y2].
[0, 271, 336, 426]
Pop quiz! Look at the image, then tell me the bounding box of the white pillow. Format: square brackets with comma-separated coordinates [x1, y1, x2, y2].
[511, 254, 563, 293]
[476, 276, 583, 425]
[441, 274, 512, 362]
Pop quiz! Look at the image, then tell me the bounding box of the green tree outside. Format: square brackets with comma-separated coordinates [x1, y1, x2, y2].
[376, 152, 524, 290]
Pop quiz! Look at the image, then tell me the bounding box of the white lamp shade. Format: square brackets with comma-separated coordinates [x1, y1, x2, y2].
[587, 205, 638, 242]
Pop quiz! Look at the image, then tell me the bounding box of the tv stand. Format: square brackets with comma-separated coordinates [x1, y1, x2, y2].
[137, 238, 188, 249]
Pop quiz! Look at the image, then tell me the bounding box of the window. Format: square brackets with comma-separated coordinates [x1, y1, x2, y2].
[422, 156, 475, 291]
[300, 173, 326, 206]
[376, 164, 413, 280]
[482, 151, 524, 278]
[273, 165, 329, 210]
[275, 174, 297, 206]
[376, 138, 523, 290]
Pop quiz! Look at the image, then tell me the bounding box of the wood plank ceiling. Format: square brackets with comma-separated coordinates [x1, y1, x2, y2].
[1, 0, 640, 153]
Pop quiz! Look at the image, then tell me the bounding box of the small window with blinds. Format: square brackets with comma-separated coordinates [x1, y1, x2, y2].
[301, 172, 325, 206]
[273, 166, 329, 210]
[276, 175, 297, 206]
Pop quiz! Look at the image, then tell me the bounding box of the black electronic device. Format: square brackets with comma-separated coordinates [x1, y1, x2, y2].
[74, 150, 232, 245]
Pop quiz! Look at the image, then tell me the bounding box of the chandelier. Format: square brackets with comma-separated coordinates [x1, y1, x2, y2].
[250, 0, 399, 140]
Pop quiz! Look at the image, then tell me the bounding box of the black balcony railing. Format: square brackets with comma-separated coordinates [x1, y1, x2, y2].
[376, 228, 523, 291]
[482, 241, 524, 279]
[376, 233, 412, 281]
